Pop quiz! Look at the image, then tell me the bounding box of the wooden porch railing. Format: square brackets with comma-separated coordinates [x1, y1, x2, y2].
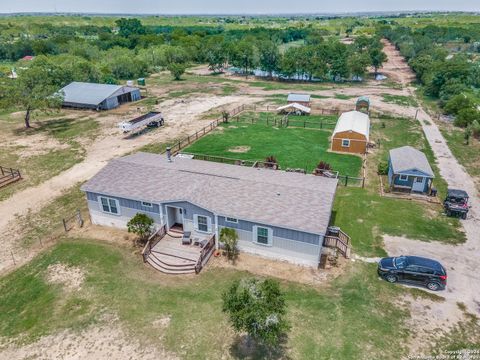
[0, 166, 21, 188]
[141, 224, 167, 262]
[323, 228, 351, 258]
[195, 234, 216, 274]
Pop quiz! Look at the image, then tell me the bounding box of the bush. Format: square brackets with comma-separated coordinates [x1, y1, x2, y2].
[316, 161, 332, 171]
[377, 161, 389, 175]
[455, 108, 479, 128]
[127, 213, 154, 245]
[220, 227, 239, 260]
[167, 62, 187, 80]
[222, 278, 290, 346]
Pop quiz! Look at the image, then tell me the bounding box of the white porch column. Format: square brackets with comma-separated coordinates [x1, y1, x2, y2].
[214, 214, 219, 250]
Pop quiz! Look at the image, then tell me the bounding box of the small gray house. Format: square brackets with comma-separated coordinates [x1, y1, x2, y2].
[59, 82, 141, 110]
[388, 146, 435, 194]
[81, 152, 339, 267]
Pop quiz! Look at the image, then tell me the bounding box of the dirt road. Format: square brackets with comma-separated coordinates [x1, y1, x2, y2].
[0, 95, 249, 272]
[381, 42, 480, 318]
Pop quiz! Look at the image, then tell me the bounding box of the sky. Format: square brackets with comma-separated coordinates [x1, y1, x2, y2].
[0, 0, 479, 15]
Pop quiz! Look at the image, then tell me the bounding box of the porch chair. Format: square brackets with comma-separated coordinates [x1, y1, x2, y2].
[182, 231, 192, 245]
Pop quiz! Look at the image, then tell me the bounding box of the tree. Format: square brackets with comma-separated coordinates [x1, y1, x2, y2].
[222, 278, 290, 346]
[167, 62, 187, 80]
[220, 227, 239, 260]
[115, 18, 146, 38]
[8, 65, 63, 128]
[455, 108, 479, 128]
[127, 213, 154, 245]
[258, 40, 280, 78]
[369, 47, 387, 75]
[229, 40, 257, 77]
[348, 52, 370, 80]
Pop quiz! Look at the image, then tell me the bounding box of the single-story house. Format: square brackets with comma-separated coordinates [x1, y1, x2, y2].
[331, 111, 370, 154]
[59, 82, 141, 110]
[355, 96, 370, 113]
[388, 146, 435, 194]
[276, 103, 311, 115]
[81, 152, 339, 267]
[287, 93, 311, 107]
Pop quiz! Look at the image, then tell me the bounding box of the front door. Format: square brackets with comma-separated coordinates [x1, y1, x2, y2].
[174, 208, 183, 225]
[412, 177, 425, 192]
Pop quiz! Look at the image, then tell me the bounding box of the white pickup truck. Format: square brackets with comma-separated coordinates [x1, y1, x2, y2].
[118, 112, 164, 133]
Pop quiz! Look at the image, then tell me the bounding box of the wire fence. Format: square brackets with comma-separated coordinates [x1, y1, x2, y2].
[0, 208, 86, 272]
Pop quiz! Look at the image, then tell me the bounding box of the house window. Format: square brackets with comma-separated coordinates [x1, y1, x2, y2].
[415, 177, 423, 183]
[197, 215, 208, 232]
[226, 217, 238, 223]
[399, 174, 408, 181]
[341, 139, 350, 147]
[99, 197, 120, 215]
[141, 201, 153, 208]
[254, 226, 272, 246]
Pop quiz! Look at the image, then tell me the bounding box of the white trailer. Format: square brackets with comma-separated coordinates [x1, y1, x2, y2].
[118, 112, 164, 133]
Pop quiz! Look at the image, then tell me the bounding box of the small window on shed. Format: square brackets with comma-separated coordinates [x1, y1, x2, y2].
[341, 139, 350, 147]
[142, 201, 153, 208]
[399, 174, 408, 181]
[226, 217, 238, 223]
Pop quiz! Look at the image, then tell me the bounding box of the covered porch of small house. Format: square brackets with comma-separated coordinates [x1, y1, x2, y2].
[389, 173, 434, 195]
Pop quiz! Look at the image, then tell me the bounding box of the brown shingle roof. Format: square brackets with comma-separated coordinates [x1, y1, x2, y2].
[81, 153, 338, 235]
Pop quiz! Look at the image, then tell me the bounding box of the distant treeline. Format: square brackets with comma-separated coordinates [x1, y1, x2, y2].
[380, 24, 480, 131]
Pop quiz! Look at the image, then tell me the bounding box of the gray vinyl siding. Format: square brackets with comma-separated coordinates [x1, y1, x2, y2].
[101, 96, 119, 110]
[86, 192, 160, 214]
[130, 89, 141, 101]
[217, 216, 320, 245]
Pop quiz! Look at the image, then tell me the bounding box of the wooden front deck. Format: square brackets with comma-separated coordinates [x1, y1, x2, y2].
[143, 226, 216, 274]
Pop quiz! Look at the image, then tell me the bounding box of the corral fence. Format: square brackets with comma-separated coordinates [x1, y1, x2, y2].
[168, 104, 247, 155]
[180, 152, 365, 187]
[0, 165, 22, 188]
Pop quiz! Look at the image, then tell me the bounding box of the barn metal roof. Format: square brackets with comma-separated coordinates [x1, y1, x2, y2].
[356, 96, 370, 104]
[59, 82, 125, 106]
[389, 146, 435, 177]
[333, 111, 370, 139]
[287, 93, 311, 102]
[81, 152, 338, 235]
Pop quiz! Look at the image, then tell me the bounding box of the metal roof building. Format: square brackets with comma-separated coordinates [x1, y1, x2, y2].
[333, 111, 370, 140]
[59, 82, 141, 110]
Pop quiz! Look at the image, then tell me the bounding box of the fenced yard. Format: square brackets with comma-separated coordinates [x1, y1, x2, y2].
[182, 114, 363, 177]
[0, 166, 21, 188]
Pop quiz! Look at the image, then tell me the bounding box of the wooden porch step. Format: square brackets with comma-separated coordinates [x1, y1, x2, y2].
[149, 251, 197, 268]
[167, 231, 183, 238]
[146, 255, 196, 274]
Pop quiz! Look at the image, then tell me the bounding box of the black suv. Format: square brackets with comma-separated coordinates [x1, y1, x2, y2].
[377, 256, 447, 291]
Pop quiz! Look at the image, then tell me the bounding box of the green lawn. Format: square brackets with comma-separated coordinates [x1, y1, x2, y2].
[0, 239, 413, 360]
[183, 115, 362, 176]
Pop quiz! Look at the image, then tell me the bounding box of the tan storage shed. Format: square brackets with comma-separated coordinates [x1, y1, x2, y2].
[331, 111, 370, 154]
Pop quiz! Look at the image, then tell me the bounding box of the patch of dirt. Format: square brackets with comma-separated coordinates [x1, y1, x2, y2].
[3, 133, 71, 158]
[46, 263, 85, 291]
[152, 315, 171, 329]
[228, 146, 251, 153]
[0, 318, 177, 360]
[210, 252, 346, 287]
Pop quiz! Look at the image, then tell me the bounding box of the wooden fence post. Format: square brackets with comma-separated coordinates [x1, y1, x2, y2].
[10, 250, 15, 265]
[62, 218, 68, 232]
[345, 176, 349, 187]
